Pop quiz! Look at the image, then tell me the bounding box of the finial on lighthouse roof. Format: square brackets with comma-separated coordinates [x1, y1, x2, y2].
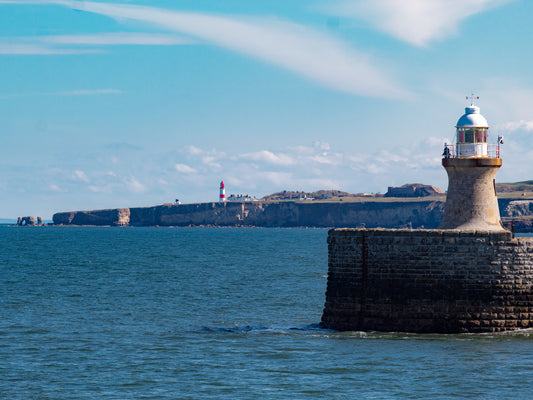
[456, 93, 488, 128]
[467, 92, 479, 106]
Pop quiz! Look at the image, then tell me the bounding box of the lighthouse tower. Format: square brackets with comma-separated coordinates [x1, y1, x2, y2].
[439, 96, 504, 231]
[219, 181, 226, 202]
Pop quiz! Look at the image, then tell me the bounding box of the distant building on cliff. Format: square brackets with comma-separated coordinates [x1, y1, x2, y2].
[227, 194, 258, 202]
[385, 183, 444, 198]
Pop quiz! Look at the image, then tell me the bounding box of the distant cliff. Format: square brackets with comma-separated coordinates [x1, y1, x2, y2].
[53, 200, 445, 229]
[51, 198, 533, 231]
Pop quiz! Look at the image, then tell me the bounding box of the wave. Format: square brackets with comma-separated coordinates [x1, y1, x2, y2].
[197, 325, 533, 340]
[198, 323, 323, 334]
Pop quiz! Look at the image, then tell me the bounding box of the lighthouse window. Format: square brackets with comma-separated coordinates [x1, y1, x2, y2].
[458, 130, 465, 143]
[477, 129, 487, 142]
[464, 129, 473, 143]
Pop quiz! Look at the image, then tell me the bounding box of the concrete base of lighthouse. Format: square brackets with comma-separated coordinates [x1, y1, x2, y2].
[439, 158, 504, 231]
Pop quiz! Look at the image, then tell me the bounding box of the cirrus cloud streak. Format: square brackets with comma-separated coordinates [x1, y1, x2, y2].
[322, 0, 513, 47]
[0, 0, 411, 99]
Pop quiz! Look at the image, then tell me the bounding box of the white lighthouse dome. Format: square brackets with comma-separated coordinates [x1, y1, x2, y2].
[456, 106, 488, 128]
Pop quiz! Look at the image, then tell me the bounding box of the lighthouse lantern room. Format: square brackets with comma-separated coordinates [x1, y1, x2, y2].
[456, 106, 488, 157]
[449, 94, 500, 159]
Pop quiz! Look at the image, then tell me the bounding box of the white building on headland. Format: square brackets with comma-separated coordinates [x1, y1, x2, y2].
[227, 194, 257, 202]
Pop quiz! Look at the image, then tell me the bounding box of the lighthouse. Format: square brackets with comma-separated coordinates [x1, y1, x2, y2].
[439, 96, 504, 231]
[219, 181, 226, 202]
[321, 96, 533, 334]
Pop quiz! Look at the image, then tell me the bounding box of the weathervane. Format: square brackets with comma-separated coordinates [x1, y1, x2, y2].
[466, 92, 479, 106]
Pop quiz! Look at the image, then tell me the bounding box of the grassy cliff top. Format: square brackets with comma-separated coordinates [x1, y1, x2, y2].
[496, 181, 533, 198]
[259, 180, 533, 203]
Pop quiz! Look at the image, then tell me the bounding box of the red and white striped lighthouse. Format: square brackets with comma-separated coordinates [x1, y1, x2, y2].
[219, 181, 226, 202]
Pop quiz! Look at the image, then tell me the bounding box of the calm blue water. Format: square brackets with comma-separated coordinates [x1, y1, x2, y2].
[1, 226, 533, 399]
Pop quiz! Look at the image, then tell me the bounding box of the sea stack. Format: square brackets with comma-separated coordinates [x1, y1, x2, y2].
[321, 98, 533, 333]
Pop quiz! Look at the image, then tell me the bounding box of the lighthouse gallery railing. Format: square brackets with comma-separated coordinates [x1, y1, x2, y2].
[444, 144, 501, 159]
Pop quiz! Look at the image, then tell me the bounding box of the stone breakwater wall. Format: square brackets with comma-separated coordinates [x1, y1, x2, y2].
[53, 201, 445, 228]
[321, 228, 533, 333]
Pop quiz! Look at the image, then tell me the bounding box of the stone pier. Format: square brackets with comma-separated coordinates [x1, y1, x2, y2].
[321, 228, 533, 333]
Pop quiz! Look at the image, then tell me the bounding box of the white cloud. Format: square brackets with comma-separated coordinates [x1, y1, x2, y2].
[465, 83, 533, 133]
[323, 0, 512, 47]
[261, 171, 294, 186]
[125, 177, 146, 193]
[0, 89, 123, 99]
[187, 146, 204, 156]
[364, 163, 386, 175]
[291, 145, 316, 156]
[292, 147, 338, 166]
[88, 185, 111, 193]
[484, 87, 533, 134]
[38, 32, 195, 46]
[201, 156, 221, 170]
[309, 154, 342, 165]
[239, 145, 343, 167]
[49, 184, 61, 191]
[72, 170, 89, 182]
[56, 89, 123, 96]
[499, 120, 533, 132]
[313, 141, 330, 151]
[426, 136, 451, 147]
[177, 144, 351, 193]
[375, 149, 409, 164]
[183, 146, 226, 169]
[0, 43, 100, 55]
[240, 150, 296, 166]
[348, 137, 447, 176]
[9, 0, 411, 99]
[187, 145, 204, 155]
[175, 163, 196, 173]
[0, 32, 193, 55]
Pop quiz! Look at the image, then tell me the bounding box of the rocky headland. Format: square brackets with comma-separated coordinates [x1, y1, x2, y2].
[49, 198, 533, 232]
[53, 200, 445, 229]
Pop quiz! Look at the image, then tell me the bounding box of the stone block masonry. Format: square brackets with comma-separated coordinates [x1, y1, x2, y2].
[321, 228, 533, 333]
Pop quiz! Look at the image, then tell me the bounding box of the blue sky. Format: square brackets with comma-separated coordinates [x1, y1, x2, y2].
[2, 0, 533, 219]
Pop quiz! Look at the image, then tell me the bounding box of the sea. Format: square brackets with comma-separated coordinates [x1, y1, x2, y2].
[1, 226, 533, 399]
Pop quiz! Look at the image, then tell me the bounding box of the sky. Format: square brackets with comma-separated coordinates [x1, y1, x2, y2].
[2, 0, 533, 219]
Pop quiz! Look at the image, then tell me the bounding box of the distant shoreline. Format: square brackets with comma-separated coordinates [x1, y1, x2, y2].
[37, 197, 532, 232]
